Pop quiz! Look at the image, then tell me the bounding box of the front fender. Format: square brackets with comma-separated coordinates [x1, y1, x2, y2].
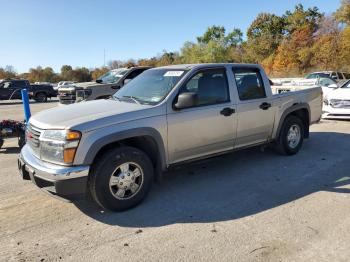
[78, 127, 167, 170]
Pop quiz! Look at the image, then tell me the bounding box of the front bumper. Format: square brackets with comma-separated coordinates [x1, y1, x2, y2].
[18, 144, 90, 200]
[322, 105, 350, 119]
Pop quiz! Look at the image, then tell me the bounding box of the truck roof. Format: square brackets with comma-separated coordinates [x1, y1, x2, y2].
[157, 63, 262, 70]
[110, 66, 152, 72]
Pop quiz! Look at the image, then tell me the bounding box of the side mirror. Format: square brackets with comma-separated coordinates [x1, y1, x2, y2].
[123, 79, 131, 85]
[111, 85, 121, 90]
[174, 92, 197, 110]
[96, 79, 102, 83]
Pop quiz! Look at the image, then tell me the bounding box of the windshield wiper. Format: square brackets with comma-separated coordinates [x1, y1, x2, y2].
[121, 95, 141, 104]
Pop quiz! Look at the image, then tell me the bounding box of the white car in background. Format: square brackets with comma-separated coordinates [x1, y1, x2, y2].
[323, 80, 350, 119]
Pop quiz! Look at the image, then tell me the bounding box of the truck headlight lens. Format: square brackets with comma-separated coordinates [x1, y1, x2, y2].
[76, 89, 92, 102]
[40, 130, 81, 165]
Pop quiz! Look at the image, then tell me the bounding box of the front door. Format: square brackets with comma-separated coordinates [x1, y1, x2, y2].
[167, 68, 236, 164]
[0, 81, 13, 100]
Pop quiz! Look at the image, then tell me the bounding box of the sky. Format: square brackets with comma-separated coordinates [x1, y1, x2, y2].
[0, 0, 339, 73]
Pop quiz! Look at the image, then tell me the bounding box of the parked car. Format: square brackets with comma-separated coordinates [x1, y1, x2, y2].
[18, 63, 322, 211]
[57, 67, 151, 104]
[323, 79, 350, 119]
[271, 77, 338, 96]
[28, 84, 57, 102]
[306, 71, 350, 84]
[0, 79, 57, 102]
[0, 79, 30, 100]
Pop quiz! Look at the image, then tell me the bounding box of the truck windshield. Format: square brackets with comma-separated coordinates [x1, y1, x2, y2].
[114, 69, 185, 105]
[341, 80, 350, 88]
[98, 69, 128, 84]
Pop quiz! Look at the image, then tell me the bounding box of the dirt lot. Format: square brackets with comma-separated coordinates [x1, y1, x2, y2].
[1, 100, 350, 262]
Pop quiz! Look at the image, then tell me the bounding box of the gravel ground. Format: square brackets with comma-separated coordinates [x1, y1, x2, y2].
[1, 100, 350, 262]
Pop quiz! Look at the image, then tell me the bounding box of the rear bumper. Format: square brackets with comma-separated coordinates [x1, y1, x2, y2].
[18, 145, 90, 200]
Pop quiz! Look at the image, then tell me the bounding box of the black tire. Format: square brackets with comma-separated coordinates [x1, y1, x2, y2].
[88, 146, 154, 211]
[35, 92, 47, 102]
[18, 132, 25, 148]
[276, 115, 304, 155]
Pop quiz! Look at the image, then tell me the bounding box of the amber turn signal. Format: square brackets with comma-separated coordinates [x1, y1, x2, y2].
[66, 131, 81, 140]
[63, 148, 77, 163]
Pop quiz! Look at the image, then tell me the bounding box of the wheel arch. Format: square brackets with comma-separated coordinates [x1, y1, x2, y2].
[82, 127, 167, 178]
[276, 103, 310, 140]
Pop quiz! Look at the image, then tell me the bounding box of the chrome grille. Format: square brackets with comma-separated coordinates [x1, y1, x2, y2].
[27, 124, 43, 157]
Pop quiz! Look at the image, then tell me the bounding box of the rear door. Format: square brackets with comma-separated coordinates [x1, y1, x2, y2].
[232, 67, 275, 148]
[11, 80, 27, 99]
[167, 67, 236, 163]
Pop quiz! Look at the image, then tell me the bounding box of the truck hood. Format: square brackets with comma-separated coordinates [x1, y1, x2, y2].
[326, 88, 350, 100]
[30, 99, 155, 130]
[58, 82, 112, 92]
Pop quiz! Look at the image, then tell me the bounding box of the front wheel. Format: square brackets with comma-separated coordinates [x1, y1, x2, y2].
[276, 115, 304, 155]
[88, 146, 154, 211]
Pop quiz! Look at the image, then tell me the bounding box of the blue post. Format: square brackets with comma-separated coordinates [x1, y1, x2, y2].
[21, 89, 31, 124]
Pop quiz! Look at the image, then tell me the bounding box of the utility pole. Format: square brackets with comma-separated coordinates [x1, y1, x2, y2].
[103, 49, 106, 67]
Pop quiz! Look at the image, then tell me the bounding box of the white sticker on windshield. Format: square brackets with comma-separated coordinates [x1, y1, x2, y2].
[164, 71, 184, 77]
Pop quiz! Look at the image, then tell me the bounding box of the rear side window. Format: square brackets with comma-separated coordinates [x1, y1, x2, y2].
[180, 68, 230, 106]
[232, 68, 266, 100]
[126, 69, 148, 80]
[13, 80, 27, 88]
[337, 72, 344, 80]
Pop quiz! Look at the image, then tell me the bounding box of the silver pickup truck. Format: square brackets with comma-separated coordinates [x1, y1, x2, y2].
[18, 63, 322, 211]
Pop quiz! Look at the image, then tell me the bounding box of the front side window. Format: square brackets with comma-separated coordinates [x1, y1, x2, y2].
[319, 78, 336, 87]
[1, 82, 12, 89]
[179, 68, 229, 106]
[232, 68, 266, 100]
[114, 69, 185, 104]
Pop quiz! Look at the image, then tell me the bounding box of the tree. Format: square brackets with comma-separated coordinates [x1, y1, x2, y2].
[335, 0, 350, 25]
[60, 65, 73, 80]
[197, 25, 226, 44]
[91, 67, 109, 80]
[284, 4, 323, 34]
[246, 13, 286, 61]
[273, 26, 314, 76]
[312, 17, 341, 70]
[0, 66, 17, 79]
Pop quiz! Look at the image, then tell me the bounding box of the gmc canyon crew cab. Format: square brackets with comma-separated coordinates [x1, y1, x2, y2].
[58, 67, 151, 104]
[18, 63, 322, 211]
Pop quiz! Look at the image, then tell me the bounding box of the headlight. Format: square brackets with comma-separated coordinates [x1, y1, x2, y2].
[76, 89, 92, 102]
[40, 130, 81, 165]
[323, 98, 329, 105]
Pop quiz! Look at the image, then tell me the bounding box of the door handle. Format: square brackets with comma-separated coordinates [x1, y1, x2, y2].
[259, 102, 271, 110]
[220, 107, 235, 116]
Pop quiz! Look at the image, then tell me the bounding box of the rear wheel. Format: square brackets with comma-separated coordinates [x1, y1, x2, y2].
[35, 92, 47, 102]
[88, 146, 154, 211]
[276, 115, 304, 155]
